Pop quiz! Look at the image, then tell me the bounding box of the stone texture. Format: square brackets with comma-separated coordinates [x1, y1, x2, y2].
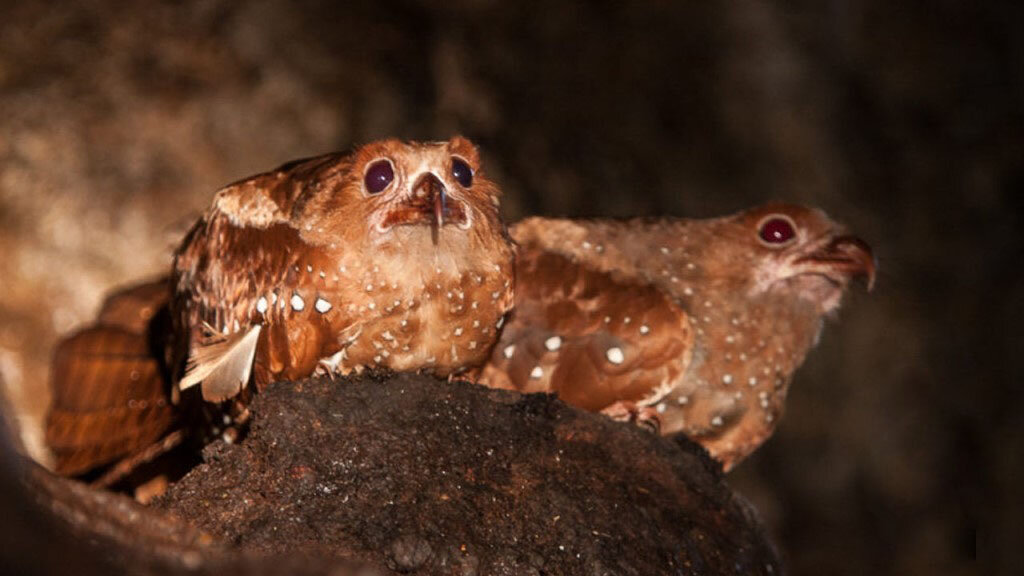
[157, 374, 780, 575]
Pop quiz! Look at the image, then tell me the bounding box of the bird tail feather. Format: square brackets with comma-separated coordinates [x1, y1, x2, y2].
[45, 280, 177, 476]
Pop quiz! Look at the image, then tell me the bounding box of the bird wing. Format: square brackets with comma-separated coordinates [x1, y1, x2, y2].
[179, 325, 262, 402]
[171, 161, 342, 397]
[96, 277, 173, 333]
[478, 249, 693, 411]
[45, 281, 177, 476]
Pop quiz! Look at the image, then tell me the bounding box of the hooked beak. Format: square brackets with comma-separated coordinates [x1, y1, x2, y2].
[434, 182, 446, 228]
[378, 172, 468, 235]
[793, 234, 877, 291]
[411, 172, 446, 245]
[411, 172, 446, 228]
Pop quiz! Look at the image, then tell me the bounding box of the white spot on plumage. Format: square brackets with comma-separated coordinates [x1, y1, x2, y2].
[639, 325, 650, 335]
[711, 415, 724, 427]
[606, 347, 625, 364]
[290, 293, 305, 311]
[530, 366, 543, 379]
[722, 374, 733, 384]
[503, 345, 515, 359]
[748, 376, 758, 387]
[454, 327, 463, 336]
[256, 297, 268, 314]
[314, 298, 332, 313]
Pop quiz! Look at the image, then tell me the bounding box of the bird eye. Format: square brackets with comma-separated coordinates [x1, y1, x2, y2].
[758, 216, 797, 246]
[451, 157, 473, 188]
[364, 159, 394, 194]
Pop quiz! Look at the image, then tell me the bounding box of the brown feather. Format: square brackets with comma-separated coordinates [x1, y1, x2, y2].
[478, 250, 692, 411]
[179, 325, 262, 402]
[95, 278, 171, 334]
[45, 326, 175, 475]
[480, 205, 873, 470]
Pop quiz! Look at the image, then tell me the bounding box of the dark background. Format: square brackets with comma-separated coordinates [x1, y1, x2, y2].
[1, 1, 1014, 574]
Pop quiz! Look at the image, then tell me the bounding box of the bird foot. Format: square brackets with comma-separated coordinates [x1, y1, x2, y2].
[601, 401, 661, 434]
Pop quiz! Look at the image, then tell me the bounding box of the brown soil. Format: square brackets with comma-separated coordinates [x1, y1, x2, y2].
[155, 374, 779, 575]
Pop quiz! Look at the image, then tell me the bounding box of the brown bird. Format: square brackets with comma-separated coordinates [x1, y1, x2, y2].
[46, 136, 515, 479]
[476, 204, 875, 470]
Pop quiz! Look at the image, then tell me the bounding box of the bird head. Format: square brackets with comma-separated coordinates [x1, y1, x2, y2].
[702, 203, 875, 316]
[289, 137, 505, 251]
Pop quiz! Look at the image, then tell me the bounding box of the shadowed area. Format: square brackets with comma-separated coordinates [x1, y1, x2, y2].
[2, 375, 779, 575]
[157, 374, 780, 575]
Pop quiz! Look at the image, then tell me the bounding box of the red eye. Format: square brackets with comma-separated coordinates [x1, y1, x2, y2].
[758, 216, 796, 245]
[364, 159, 394, 194]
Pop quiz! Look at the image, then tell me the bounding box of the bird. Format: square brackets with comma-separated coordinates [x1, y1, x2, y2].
[45, 136, 516, 479]
[475, 203, 875, 470]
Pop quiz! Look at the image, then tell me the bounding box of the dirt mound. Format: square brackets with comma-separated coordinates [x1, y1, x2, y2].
[156, 374, 779, 575]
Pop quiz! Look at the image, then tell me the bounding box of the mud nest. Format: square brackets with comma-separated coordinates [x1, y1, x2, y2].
[11, 374, 780, 575]
[156, 374, 779, 575]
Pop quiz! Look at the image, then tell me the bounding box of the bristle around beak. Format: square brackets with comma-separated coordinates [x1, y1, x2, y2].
[411, 172, 446, 245]
[795, 234, 877, 291]
[434, 184, 446, 229]
[380, 172, 467, 233]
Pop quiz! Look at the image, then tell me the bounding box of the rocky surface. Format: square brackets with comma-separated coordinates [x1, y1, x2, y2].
[156, 374, 780, 575]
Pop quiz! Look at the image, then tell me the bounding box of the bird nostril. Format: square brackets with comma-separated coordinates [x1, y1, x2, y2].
[412, 173, 445, 199]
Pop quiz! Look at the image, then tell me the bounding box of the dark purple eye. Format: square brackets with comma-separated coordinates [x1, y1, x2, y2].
[758, 216, 797, 245]
[364, 159, 394, 194]
[451, 157, 473, 188]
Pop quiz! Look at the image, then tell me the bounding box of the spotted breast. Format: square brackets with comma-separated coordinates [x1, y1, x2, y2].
[172, 137, 515, 403]
[46, 136, 515, 479]
[477, 203, 875, 470]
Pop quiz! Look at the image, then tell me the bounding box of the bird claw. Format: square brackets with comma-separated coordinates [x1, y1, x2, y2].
[601, 401, 661, 434]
